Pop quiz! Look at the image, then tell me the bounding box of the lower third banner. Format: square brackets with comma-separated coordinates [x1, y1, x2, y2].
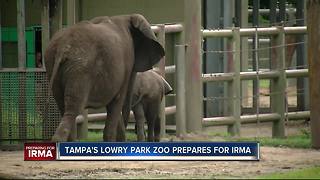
[57, 142, 259, 161]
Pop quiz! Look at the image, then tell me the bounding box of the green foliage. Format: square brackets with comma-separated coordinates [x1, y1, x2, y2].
[208, 128, 311, 149]
[228, 134, 310, 149]
[257, 166, 320, 179]
[82, 131, 138, 142]
[247, 79, 270, 89]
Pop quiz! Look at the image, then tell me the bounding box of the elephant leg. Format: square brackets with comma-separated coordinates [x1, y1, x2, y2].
[154, 116, 161, 142]
[146, 100, 161, 142]
[146, 110, 156, 142]
[104, 94, 126, 142]
[116, 115, 126, 141]
[52, 83, 65, 116]
[52, 76, 89, 142]
[133, 103, 146, 141]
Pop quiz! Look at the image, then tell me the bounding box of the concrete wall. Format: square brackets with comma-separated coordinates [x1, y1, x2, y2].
[1, 0, 184, 26]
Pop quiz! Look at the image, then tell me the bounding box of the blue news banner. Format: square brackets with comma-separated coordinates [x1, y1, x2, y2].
[57, 142, 259, 161]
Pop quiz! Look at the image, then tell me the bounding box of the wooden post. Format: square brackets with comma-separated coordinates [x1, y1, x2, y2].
[67, 0, 76, 26]
[184, 0, 202, 133]
[271, 27, 286, 138]
[227, 28, 241, 136]
[17, 0, 27, 141]
[17, 0, 26, 69]
[41, 0, 49, 68]
[175, 45, 187, 137]
[307, 0, 320, 149]
[156, 25, 166, 138]
[50, 0, 63, 37]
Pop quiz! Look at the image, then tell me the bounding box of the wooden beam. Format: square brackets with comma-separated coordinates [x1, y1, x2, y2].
[67, 0, 76, 26]
[17, 0, 26, 69]
[17, 0, 27, 140]
[41, 0, 49, 67]
[50, 0, 63, 37]
[307, 0, 320, 149]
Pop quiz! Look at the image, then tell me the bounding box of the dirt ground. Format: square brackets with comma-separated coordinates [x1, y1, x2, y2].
[1, 122, 319, 179]
[0, 146, 320, 179]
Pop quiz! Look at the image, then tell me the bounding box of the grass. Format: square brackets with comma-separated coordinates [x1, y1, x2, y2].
[257, 166, 320, 179]
[247, 79, 270, 89]
[207, 129, 311, 149]
[81, 131, 138, 142]
[230, 135, 311, 149]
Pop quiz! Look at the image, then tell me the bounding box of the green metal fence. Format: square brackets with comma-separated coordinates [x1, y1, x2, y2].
[0, 70, 60, 148]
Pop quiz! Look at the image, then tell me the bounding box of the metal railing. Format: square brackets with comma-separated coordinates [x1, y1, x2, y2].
[199, 26, 308, 137]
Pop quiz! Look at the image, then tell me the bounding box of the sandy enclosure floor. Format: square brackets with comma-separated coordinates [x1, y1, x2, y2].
[0, 146, 320, 179]
[0, 120, 316, 179]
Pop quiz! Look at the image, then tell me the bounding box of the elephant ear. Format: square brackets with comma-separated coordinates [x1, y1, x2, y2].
[130, 14, 165, 72]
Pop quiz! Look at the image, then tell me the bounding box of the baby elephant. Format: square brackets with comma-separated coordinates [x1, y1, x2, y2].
[131, 69, 173, 142]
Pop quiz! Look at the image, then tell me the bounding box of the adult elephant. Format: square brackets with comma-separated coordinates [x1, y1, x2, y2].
[44, 14, 164, 142]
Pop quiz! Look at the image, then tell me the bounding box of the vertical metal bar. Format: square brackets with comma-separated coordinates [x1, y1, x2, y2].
[235, 0, 241, 27]
[252, 0, 259, 114]
[252, 0, 259, 26]
[307, 0, 320, 148]
[0, 3, 2, 141]
[254, 26, 261, 136]
[67, 0, 76, 26]
[241, 0, 249, 108]
[50, 0, 63, 37]
[271, 27, 286, 138]
[156, 25, 166, 138]
[270, 0, 277, 25]
[296, 0, 306, 111]
[41, 0, 49, 68]
[0, 4, 2, 69]
[17, 0, 26, 70]
[184, 0, 202, 133]
[278, 0, 286, 23]
[175, 45, 187, 137]
[227, 28, 241, 136]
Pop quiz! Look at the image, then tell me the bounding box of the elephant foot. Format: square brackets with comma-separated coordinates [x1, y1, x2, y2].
[154, 136, 160, 142]
[51, 120, 75, 142]
[116, 130, 126, 142]
[137, 134, 145, 142]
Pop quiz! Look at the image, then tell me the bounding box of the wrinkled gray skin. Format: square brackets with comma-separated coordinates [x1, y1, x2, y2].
[44, 14, 164, 142]
[129, 69, 173, 142]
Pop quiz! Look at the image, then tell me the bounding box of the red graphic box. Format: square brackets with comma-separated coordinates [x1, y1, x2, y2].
[24, 143, 56, 161]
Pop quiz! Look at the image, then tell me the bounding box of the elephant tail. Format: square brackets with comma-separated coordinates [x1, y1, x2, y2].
[161, 76, 173, 95]
[49, 45, 70, 90]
